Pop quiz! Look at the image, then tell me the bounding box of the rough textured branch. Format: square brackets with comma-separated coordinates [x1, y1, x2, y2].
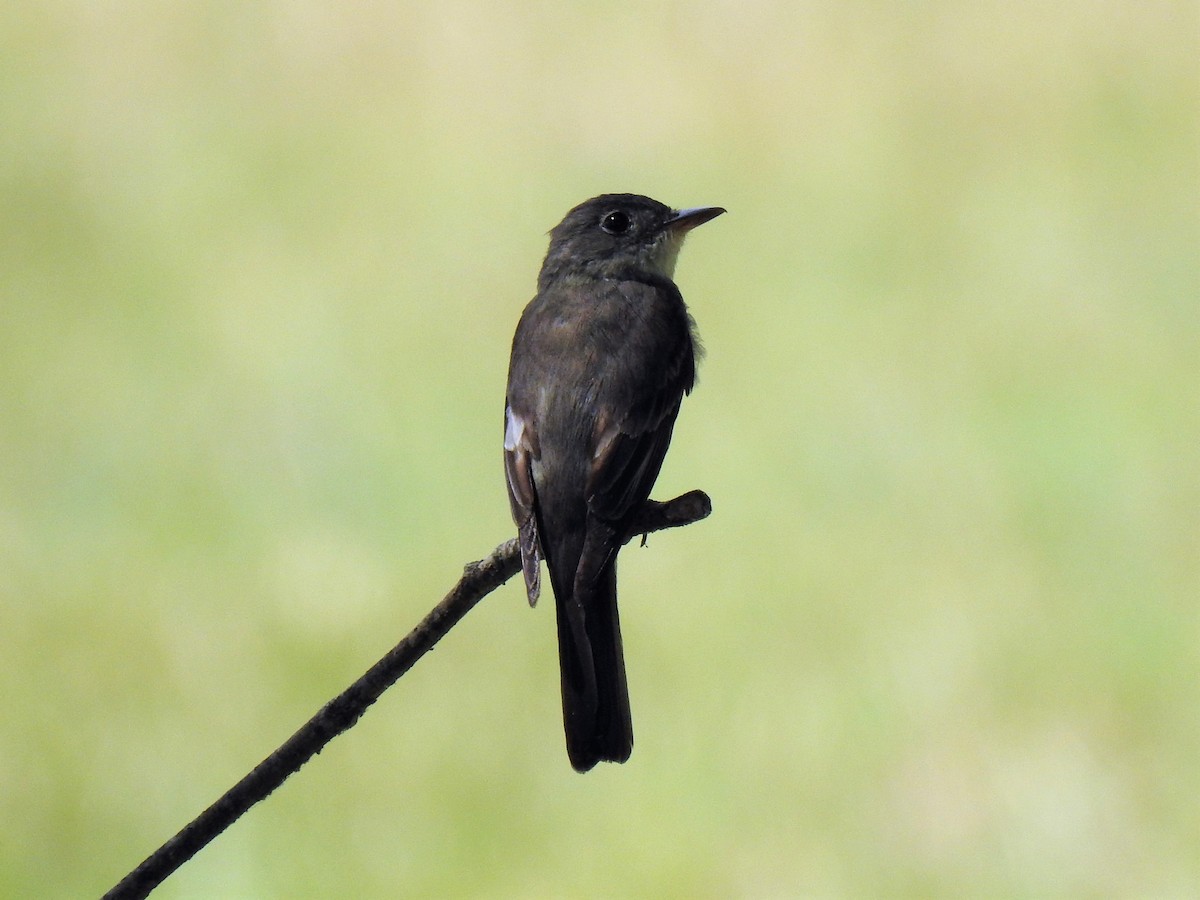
[102, 490, 710, 900]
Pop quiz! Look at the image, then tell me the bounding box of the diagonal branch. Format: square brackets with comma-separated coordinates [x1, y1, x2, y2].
[102, 489, 711, 900]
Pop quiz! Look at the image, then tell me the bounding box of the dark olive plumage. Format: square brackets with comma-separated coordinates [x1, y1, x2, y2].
[504, 194, 724, 772]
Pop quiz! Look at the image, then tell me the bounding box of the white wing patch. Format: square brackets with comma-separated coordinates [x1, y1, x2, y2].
[504, 406, 525, 452]
[593, 422, 620, 462]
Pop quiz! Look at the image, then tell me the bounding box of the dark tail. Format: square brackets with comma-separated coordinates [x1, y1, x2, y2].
[553, 562, 633, 772]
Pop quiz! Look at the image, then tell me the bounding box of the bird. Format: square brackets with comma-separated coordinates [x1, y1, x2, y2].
[503, 193, 724, 771]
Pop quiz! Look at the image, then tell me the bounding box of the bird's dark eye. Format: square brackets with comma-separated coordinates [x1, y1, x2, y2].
[599, 210, 631, 235]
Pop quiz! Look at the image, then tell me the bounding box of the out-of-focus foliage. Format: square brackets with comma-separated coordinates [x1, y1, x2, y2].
[1, 3, 1195, 896]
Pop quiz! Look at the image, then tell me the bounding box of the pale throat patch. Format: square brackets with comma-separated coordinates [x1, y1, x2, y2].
[644, 230, 686, 280]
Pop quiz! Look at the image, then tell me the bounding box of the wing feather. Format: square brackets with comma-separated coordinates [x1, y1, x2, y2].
[504, 405, 542, 605]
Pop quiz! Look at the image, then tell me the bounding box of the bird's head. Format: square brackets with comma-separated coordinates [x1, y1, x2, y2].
[539, 193, 724, 288]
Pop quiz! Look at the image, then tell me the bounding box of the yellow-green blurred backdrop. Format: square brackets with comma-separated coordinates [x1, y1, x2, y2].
[2, 2, 1196, 897]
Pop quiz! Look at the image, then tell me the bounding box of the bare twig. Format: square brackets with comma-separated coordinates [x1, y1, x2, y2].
[102, 490, 711, 900]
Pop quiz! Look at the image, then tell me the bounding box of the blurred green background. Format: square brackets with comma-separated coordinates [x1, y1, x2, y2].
[2, 2, 1196, 897]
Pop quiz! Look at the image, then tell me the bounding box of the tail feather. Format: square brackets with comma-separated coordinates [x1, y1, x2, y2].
[553, 562, 633, 772]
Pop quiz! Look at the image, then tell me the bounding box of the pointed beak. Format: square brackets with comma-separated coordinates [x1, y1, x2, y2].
[666, 206, 726, 234]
